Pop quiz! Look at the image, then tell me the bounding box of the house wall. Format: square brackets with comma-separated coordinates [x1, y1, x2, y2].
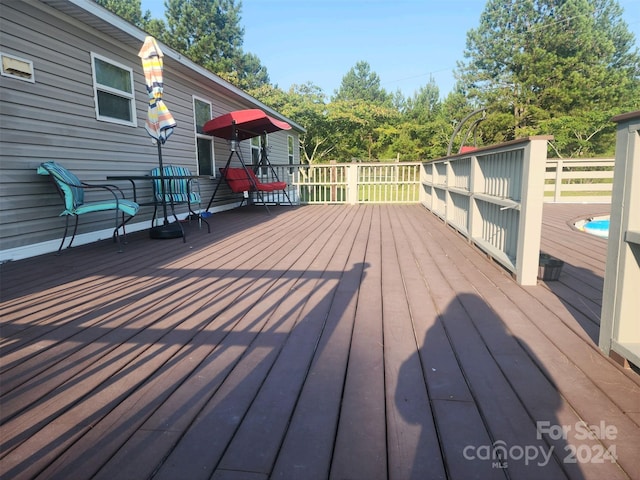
[0, 0, 301, 262]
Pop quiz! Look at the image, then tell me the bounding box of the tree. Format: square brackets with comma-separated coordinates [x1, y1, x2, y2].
[325, 62, 402, 160]
[249, 82, 335, 164]
[405, 78, 441, 123]
[233, 52, 270, 90]
[145, 17, 169, 40]
[333, 61, 392, 105]
[164, 0, 242, 64]
[95, 0, 151, 28]
[457, 0, 640, 156]
[384, 79, 447, 160]
[98, 0, 269, 90]
[327, 99, 400, 161]
[163, 0, 269, 90]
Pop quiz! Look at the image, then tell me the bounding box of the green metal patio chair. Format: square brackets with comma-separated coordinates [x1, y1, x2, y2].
[37, 161, 139, 253]
[150, 165, 210, 233]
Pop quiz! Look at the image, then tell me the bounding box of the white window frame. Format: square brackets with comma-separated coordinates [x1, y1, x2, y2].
[287, 135, 295, 174]
[251, 135, 270, 176]
[193, 96, 215, 176]
[251, 135, 261, 164]
[90, 52, 137, 127]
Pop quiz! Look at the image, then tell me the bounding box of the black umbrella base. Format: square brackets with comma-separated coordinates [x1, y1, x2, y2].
[149, 222, 183, 239]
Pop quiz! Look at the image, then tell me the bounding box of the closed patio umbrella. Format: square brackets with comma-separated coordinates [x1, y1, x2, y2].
[138, 36, 181, 238]
[139, 36, 175, 143]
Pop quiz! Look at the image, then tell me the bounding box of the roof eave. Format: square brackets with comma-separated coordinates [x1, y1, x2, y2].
[40, 0, 305, 133]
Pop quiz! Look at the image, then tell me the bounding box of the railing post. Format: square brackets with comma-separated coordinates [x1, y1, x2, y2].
[444, 160, 452, 223]
[347, 163, 359, 205]
[599, 111, 640, 367]
[330, 160, 337, 202]
[419, 163, 427, 205]
[554, 159, 563, 202]
[516, 137, 549, 285]
[468, 153, 482, 243]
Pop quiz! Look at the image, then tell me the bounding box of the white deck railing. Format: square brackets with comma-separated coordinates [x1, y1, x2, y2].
[269, 147, 551, 286]
[545, 158, 614, 203]
[421, 137, 551, 285]
[293, 163, 348, 203]
[599, 111, 640, 368]
[263, 156, 614, 207]
[291, 163, 422, 204]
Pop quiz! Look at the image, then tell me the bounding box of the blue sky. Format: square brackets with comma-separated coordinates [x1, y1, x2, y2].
[141, 0, 640, 99]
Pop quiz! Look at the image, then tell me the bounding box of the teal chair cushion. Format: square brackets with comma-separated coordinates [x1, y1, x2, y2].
[151, 166, 201, 204]
[37, 161, 85, 211]
[37, 161, 139, 253]
[73, 199, 140, 217]
[37, 161, 140, 216]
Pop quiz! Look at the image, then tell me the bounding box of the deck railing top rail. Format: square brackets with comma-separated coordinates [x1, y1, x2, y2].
[426, 135, 554, 163]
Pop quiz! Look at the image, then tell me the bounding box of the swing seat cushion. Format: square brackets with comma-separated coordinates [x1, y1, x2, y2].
[221, 167, 253, 192]
[221, 168, 287, 193]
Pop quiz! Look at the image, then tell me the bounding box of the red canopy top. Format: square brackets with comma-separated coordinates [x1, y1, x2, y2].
[203, 109, 291, 140]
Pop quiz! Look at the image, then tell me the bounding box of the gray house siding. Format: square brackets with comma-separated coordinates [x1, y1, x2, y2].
[0, 0, 303, 261]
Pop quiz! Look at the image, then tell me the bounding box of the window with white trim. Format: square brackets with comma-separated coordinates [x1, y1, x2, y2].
[194, 97, 214, 176]
[288, 135, 295, 174]
[251, 135, 269, 175]
[90, 52, 136, 126]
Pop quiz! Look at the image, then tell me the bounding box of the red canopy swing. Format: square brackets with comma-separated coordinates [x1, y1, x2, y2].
[203, 109, 293, 212]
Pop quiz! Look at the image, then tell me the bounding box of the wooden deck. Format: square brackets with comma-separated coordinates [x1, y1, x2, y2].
[1, 203, 638, 480]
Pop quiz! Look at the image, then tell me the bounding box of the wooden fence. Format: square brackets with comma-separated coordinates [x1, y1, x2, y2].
[545, 158, 614, 203]
[291, 163, 421, 204]
[266, 144, 619, 287]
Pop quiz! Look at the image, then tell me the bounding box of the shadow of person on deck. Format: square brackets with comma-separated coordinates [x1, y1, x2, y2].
[396, 292, 588, 480]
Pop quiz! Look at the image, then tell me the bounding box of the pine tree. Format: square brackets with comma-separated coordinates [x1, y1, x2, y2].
[457, 0, 640, 155]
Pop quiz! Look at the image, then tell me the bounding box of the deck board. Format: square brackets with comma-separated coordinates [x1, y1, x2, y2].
[326, 206, 388, 480]
[270, 207, 373, 480]
[1, 203, 639, 480]
[381, 206, 447, 480]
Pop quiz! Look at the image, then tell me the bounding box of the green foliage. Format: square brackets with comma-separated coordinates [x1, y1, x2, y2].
[538, 109, 620, 156]
[99, 0, 269, 91]
[333, 61, 393, 106]
[405, 79, 441, 122]
[248, 83, 334, 164]
[327, 99, 401, 161]
[98, 0, 639, 161]
[144, 17, 168, 39]
[95, 0, 149, 27]
[457, 0, 640, 156]
[164, 0, 246, 79]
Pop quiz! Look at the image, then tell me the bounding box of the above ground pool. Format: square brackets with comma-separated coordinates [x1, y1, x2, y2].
[577, 216, 610, 239]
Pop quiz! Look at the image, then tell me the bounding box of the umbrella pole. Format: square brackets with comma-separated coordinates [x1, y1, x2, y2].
[150, 142, 184, 239]
[158, 142, 168, 224]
